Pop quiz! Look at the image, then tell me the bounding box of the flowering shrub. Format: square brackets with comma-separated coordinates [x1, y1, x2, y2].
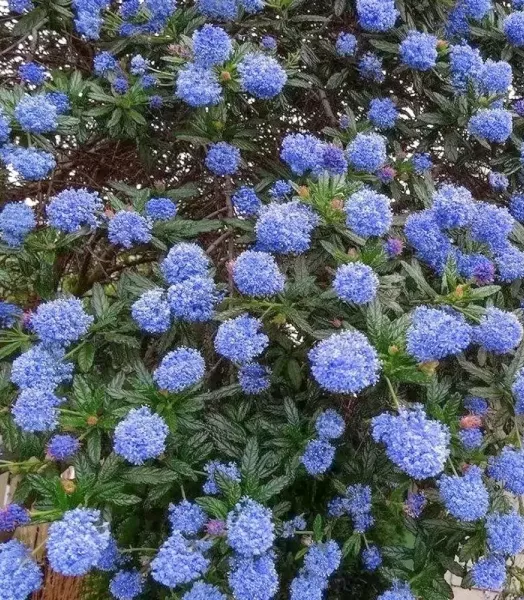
[3, 1, 524, 599]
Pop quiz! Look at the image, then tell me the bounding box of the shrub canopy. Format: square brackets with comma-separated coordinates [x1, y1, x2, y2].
[2, 0, 524, 599]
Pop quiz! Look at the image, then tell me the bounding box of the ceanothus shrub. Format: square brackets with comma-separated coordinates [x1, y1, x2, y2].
[3, 0, 524, 599]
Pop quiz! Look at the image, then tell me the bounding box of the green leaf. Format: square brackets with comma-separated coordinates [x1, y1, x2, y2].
[257, 475, 290, 502]
[12, 7, 47, 35]
[87, 429, 102, 464]
[284, 398, 301, 427]
[286, 359, 303, 391]
[369, 39, 399, 53]
[98, 453, 123, 483]
[103, 493, 142, 506]
[78, 342, 95, 373]
[402, 260, 438, 298]
[196, 496, 229, 519]
[124, 467, 179, 485]
[313, 514, 323, 541]
[91, 283, 109, 317]
[342, 533, 362, 558]
[241, 438, 259, 480]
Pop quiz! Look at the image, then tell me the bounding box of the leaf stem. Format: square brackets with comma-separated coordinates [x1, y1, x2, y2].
[516, 419, 522, 449]
[384, 376, 401, 411]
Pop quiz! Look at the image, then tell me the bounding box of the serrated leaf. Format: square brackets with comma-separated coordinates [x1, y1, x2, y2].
[78, 342, 95, 373]
[104, 493, 142, 506]
[196, 496, 229, 519]
[241, 438, 259, 480]
[257, 475, 290, 502]
[124, 467, 179, 485]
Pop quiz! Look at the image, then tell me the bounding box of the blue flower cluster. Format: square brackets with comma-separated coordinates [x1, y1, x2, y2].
[13, 388, 62, 432]
[197, 0, 263, 20]
[233, 250, 285, 297]
[153, 347, 205, 392]
[30, 298, 93, 347]
[378, 581, 416, 600]
[228, 553, 278, 600]
[280, 134, 323, 176]
[46, 91, 71, 112]
[0, 202, 35, 247]
[362, 545, 382, 571]
[488, 446, 524, 494]
[269, 180, 292, 199]
[19, 62, 47, 85]
[161, 242, 210, 284]
[151, 531, 210, 588]
[438, 466, 489, 521]
[333, 262, 379, 305]
[432, 184, 474, 229]
[193, 24, 232, 67]
[400, 31, 438, 71]
[176, 65, 222, 107]
[486, 512, 524, 555]
[0, 503, 30, 532]
[114, 406, 169, 464]
[315, 409, 345, 440]
[356, 0, 398, 32]
[132, 288, 171, 333]
[368, 98, 398, 130]
[227, 498, 275, 556]
[205, 142, 241, 176]
[215, 314, 268, 363]
[47, 188, 102, 232]
[359, 52, 385, 82]
[15, 94, 58, 134]
[238, 363, 271, 394]
[47, 508, 110, 576]
[473, 307, 523, 354]
[145, 197, 177, 221]
[11, 344, 73, 391]
[460, 428, 484, 450]
[449, 43, 483, 91]
[347, 133, 387, 173]
[109, 570, 143, 600]
[301, 439, 336, 475]
[183, 582, 226, 600]
[345, 188, 392, 237]
[505, 11, 524, 47]
[336, 33, 357, 56]
[0, 145, 56, 180]
[372, 405, 450, 479]
[94, 51, 117, 75]
[479, 59, 513, 96]
[471, 555, 506, 591]
[406, 306, 472, 362]
[169, 500, 207, 535]
[232, 186, 261, 216]
[238, 53, 287, 99]
[488, 171, 509, 191]
[0, 300, 22, 328]
[72, 0, 110, 40]
[290, 540, 341, 600]
[309, 330, 381, 394]
[168, 275, 219, 322]
[255, 201, 318, 254]
[0, 540, 42, 599]
[47, 434, 80, 460]
[513, 369, 524, 414]
[468, 109, 512, 143]
[108, 211, 152, 248]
